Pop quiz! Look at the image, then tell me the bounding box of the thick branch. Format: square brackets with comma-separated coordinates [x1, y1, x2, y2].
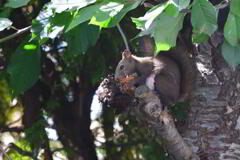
[133, 86, 200, 160]
[97, 76, 199, 160]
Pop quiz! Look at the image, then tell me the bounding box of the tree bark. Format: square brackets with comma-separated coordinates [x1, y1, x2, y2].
[132, 86, 200, 160]
[183, 31, 240, 160]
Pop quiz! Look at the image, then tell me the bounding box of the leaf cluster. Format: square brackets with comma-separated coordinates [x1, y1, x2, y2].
[0, 0, 239, 95]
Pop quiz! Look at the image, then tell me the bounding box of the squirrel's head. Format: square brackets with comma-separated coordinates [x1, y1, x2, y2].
[115, 50, 136, 80]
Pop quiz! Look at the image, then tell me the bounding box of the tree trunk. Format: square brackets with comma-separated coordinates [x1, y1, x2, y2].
[183, 31, 240, 160]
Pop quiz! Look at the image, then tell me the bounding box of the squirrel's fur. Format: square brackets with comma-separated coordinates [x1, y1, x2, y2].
[115, 42, 195, 106]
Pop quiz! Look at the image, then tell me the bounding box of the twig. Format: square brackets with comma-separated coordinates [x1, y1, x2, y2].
[216, 3, 229, 9]
[0, 125, 24, 133]
[216, 0, 229, 9]
[116, 24, 130, 51]
[0, 26, 32, 44]
[7, 143, 34, 158]
[6, 116, 22, 126]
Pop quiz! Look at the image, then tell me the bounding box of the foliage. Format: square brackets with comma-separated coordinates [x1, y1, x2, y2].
[0, 0, 239, 95]
[7, 39, 41, 96]
[6, 140, 32, 160]
[0, 79, 11, 124]
[132, 3, 185, 52]
[65, 22, 100, 55]
[0, 18, 12, 31]
[0, 0, 240, 159]
[4, 0, 31, 8]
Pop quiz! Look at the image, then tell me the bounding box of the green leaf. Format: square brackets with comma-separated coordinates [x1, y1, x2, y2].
[31, 19, 43, 41]
[7, 39, 41, 96]
[133, 12, 185, 52]
[223, 0, 240, 46]
[224, 13, 240, 46]
[65, 22, 100, 55]
[65, 3, 103, 32]
[66, 1, 141, 31]
[172, 0, 190, 10]
[90, 1, 142, 28]
[132, 3, 167, 31]
[8, 140, 31, 160]
[230, 0, 240, 16]
[48, 0, 96, 13]
[165, 4, 179, 17]
[191, 0, 217, 36]
[0, 8, 12, 18]
[108, 1, 142, 26]
[89, 2, 124, 27]
[30, 5, 54, 41]
[24, 44, 37, 50]
[0, 18, 12, 31]
[51, 12, 73, 27]
[5, 0, 30, 8]
[31, 11, 70, 41]
[192, 30, 209, 43]
[154, 13, 185, 52]
[222, 41, 240, 69]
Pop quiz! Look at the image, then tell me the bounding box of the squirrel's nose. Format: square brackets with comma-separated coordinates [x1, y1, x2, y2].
[114, 73, 120, 80]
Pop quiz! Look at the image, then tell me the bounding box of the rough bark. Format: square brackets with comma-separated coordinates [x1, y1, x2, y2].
[133, 86, 200, 160]
[183, 31, 240, 160]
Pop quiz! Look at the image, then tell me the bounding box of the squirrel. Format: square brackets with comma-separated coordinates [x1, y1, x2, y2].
[114, 39, 195, 106]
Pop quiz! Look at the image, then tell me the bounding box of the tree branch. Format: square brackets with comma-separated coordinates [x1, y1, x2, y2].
[216, 0, 229, 10]
[0, 126, 24, 133]
[0, 26, 32, 44]
[7, 143, 34, 158]
[97, 76, 200, 160]
[133, 86, 200, 160]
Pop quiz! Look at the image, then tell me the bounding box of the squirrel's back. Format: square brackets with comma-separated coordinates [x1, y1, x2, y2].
[153, 54, 181, 105]
[138, 37, 196, 104]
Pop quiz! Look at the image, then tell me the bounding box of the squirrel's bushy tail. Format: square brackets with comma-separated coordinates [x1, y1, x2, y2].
[162, 43, 196, 102]
[138, 36, 196, 102]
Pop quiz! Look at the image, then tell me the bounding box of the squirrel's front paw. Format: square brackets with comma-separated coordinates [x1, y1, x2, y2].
[145, 73, 155, 90]
[135, 85, 150, 98]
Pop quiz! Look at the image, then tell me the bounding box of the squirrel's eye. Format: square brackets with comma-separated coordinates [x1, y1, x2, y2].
[120, 65, 124, 70]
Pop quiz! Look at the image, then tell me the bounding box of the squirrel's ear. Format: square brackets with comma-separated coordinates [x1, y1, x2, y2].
[122, 50, 132, 59]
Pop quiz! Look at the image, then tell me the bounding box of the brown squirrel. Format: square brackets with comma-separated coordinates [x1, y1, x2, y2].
[115, 42, 195, 106]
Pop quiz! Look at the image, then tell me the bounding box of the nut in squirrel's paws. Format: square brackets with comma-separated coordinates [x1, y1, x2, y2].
[121, 83, 136, 95]
[117, 73, 138, 95]
[117, 73, 138, 84]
